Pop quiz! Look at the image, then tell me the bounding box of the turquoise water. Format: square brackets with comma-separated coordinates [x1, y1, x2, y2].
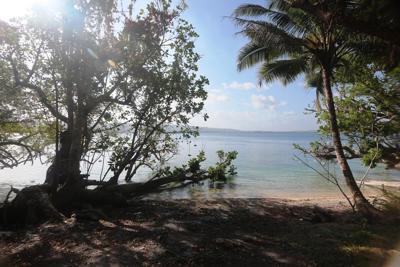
[157, 130, 400, 199]
[1, 130, 399, 200]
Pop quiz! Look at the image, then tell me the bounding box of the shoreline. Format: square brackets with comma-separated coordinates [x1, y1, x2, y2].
[0, 181, 398, 205]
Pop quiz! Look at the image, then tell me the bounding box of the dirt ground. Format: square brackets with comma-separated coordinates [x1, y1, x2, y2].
[1, 198, 400, 266]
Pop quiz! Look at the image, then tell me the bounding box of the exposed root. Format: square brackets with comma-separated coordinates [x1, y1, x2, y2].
[1, 185, 64, 227]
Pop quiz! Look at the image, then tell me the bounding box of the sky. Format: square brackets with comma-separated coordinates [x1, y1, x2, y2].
[0, 0, 318, 131]
[182, 0, 317, 131]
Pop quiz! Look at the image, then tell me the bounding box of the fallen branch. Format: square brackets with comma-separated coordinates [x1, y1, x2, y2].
[1, 150, 238, 228]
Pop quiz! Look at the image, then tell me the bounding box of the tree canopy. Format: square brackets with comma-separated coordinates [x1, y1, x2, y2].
[0, 0, 209, 184]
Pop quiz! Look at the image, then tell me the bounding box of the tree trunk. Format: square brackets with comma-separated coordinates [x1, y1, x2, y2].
[67, 125, 83, 185]
[321, 67, 380, 219]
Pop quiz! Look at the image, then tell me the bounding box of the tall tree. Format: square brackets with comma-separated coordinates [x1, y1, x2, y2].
[0, 0, 229, 223]
[233, 0, 380, 217]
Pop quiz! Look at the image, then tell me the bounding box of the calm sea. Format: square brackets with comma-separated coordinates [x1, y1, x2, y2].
[1, 130, 399, 201]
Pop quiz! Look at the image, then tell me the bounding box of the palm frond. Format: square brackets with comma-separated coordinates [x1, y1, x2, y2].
[233, 5, 308, 37]
[237, 42, 281, 71]
[305, 70, 324, 111]
[268, 0, 291, 12]
[267, 9, 302, 35]
[305, 69, 322, 90]
[286, 8, 320, 37]
[258, 56, 309, 85]
[235, 18, 304, 53]
[233, 4, 270, 17]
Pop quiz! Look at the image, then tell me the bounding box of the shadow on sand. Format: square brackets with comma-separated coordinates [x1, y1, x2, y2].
[1, 198, 400, 266]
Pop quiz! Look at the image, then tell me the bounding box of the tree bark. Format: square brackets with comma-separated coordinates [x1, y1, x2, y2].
[321, 67, 380, 219]
[45, 131, 73, 192]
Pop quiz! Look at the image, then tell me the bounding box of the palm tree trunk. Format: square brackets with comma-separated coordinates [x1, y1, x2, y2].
[321, 67, 380, 218]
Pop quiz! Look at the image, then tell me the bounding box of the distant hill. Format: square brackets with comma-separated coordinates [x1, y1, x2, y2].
[196, 126, 316, 134]
[118, 124, 316, 134]
[197, 127, 243, 133]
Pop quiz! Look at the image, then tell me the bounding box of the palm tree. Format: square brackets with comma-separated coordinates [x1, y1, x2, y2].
[233, 1, 380, 218]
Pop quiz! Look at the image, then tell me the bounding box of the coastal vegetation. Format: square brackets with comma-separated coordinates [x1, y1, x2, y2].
[0, 0, 400, 266]
[232, 0, 399, 219]
[308, 62, 400, 170]
[0, 0, 237, 225]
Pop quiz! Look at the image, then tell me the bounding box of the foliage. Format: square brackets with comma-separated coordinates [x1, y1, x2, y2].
[314, 63, 400, 168]
[0, 45, 51, 168]
[188, 150, 206, 173]
[153, 150, 238, 184]
[290, 0, 400, 68]
[0, 0, 208, 185]
[154, 151, 207, 179]
[207, 150, 238, 182]
[375, 187, 400, 215]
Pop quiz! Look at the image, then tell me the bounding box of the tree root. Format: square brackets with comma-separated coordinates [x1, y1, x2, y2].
[0, 171, 208, 228]
[1, 185, 64, 227]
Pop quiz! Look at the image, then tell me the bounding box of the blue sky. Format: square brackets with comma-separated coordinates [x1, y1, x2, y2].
[182, 0, 317, 131]
[1, 0, 318, 131]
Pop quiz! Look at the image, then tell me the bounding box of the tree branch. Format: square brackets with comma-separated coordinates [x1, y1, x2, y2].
[16, 82, 68, 123]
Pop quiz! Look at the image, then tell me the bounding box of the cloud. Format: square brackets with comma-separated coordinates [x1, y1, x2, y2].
[283, 111, 296, 116]
[222, 81, 270, 91]
[208, 93, 229, 102]
[190, 110, 317, 131]
[208, 88, 222, 93]
[223, 81, 256, 91]
[251, 94, 286, 111]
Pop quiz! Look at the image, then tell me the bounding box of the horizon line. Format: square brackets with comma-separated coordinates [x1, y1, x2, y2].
[193, 126, 318, 133]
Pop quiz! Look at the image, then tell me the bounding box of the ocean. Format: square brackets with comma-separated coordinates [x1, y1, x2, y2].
[1, 129, 399, 201]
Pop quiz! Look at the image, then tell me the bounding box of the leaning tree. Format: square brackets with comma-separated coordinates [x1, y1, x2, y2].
[312, 61, 400, 170]
[233, 0, 381, 218]
[0, 0, 237, 225]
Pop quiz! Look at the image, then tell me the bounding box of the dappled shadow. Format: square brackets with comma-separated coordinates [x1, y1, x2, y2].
[1, 198, 400, 266]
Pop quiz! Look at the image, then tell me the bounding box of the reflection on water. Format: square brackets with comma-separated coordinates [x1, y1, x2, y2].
[147, 179, 238, 200]
[1, 130, 400, 201]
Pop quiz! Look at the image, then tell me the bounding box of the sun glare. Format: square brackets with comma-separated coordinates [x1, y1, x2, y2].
[0, 0, 51, 21]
